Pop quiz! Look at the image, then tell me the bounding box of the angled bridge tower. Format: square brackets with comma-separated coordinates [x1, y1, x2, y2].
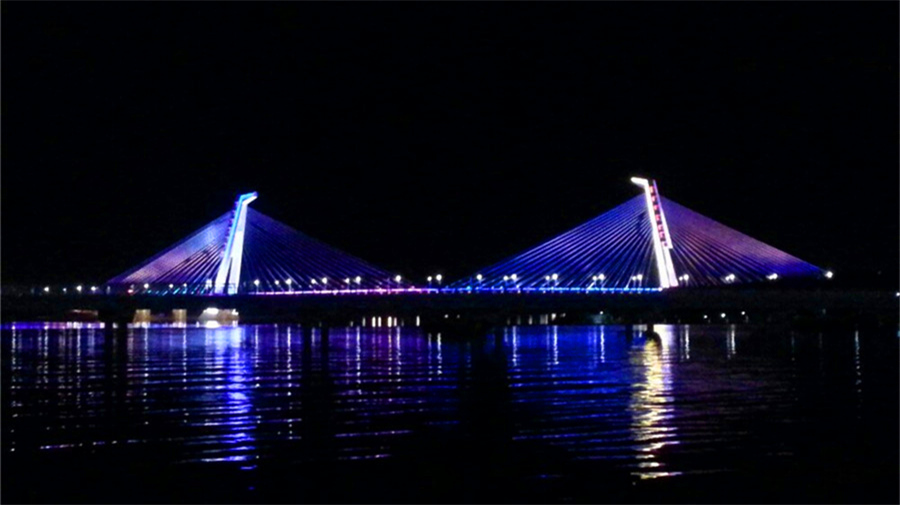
[631, 177, 678, 289]
[107, 192, 411, 295]
[450, 178, 825, 290]
[214, 192, 257, 295]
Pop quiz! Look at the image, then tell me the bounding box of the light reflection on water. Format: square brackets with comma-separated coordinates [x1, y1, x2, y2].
[1, 323, 891, 483]
[629, 325, 678, 479]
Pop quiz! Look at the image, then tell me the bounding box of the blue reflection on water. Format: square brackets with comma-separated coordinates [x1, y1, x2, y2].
[2, 323, 891, 485]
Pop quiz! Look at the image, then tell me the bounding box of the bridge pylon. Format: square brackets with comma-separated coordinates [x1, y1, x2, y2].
[213, 192, 258, 295]
[630, 178, 678, 289]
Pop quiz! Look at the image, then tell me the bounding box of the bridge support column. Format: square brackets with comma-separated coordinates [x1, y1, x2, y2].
[631, 177, 679, 289]
[214, 192, 258, 295]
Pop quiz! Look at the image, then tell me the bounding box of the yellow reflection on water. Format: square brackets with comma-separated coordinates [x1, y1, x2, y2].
[629, 325, 680, 480]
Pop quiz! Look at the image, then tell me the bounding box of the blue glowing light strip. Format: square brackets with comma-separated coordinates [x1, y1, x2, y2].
[250, 286, 663, 296]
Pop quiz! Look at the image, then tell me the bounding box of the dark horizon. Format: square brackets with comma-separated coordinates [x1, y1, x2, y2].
[3, 3, 898, 288]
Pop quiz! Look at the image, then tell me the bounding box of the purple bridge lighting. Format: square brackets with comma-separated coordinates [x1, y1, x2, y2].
[107, 193, 414, 296]
[106, 180, 828, 296]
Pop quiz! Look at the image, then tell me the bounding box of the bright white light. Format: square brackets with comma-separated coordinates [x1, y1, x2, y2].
[355, 276, 361, 284]
[510, 274, 518, 281]
[427, 276, 433, 282]
[213, 192, 257, 295]
[632, 176, 677, 288]
[435, 274, 442, 282]
[254, 279, 260, 286]
[475, 274, 483, 281]
[204, 307, 220, 316]
[344, 278, 350, 284]
[285, 279, 292, 285]
[598, 274, 606, 281]
[741, 311, 746, 316]
[91, 286, 98, 292]
[551, 273, 558, 281]
[168, 284, 174, 289]
[394, 275, 402, 282]
[183, 283, 188, 287]
[76, 285, 83, 292]
[545, 275, 551, 281]
[825, 271, 834, 279]
[720, 313, 726, 318]
[635, 274, 643, 281]
[767, 273, 779, 280]
[275, 280, 281, 285]
[43, 286, 50, 293]
[322, 278, 328, 284]
[503, 275, 509, 281]
[143, 283, 149, 289]
[591, 275, 597, 281]
[310, 279, 316, 285]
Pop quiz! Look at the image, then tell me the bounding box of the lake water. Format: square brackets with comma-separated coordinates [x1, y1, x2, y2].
[2, 323, 897, 503]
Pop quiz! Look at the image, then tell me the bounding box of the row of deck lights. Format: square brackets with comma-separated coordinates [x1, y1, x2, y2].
[702, 311, 748, 320]
[118, 275, 408, 293]
[252, 275, 375, 292]
[42, 269, 834, 295]
[43, 285, 102, 294]
[461, 269, 830, 287]
[466, 272, 648, 289]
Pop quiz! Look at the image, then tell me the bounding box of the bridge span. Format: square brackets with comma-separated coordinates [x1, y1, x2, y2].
[97, 177, 829, 298]
[5, 177, 855, 327]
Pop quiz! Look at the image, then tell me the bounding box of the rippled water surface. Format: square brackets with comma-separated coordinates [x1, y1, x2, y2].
[3, 324, 897, 503]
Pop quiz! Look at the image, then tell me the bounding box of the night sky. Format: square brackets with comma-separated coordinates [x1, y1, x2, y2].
[3, 3, 897, 288]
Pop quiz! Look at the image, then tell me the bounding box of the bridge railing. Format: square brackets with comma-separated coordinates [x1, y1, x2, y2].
[1, 283, 227, 297]
[1, 283, 671, 298]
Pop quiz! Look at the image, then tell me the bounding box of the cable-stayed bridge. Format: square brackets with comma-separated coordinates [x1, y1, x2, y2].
[450, 178, 825, 292]
[105, 179, 828, 297]
[107, 192, 417, 295]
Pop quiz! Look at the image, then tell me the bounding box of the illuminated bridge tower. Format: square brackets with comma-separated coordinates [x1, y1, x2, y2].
[630, 178, 678, 289]
[214, 192, 257, 295]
